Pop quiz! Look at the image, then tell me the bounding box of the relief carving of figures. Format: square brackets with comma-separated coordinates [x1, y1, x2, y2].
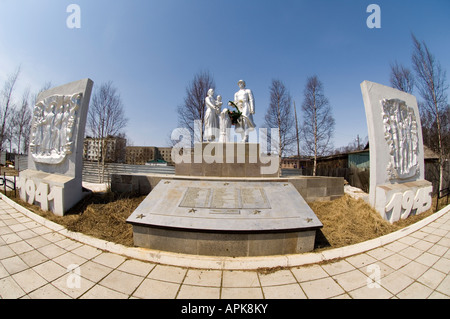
[381, 98, 419, 180]
[30, 92, 83, 164]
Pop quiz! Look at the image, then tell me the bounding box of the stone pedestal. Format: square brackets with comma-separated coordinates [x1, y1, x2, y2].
[17, 169, 89, 216]
[174, 143, 279, 177]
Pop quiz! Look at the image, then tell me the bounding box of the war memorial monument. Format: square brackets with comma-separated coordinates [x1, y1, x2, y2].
[14, 77, 433, 258]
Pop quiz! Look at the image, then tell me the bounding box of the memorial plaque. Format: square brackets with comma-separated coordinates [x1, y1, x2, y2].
[179, 185, 271, 210]
[210, 187, 240, 209]
[179, 187, 212, 208]
[241, 187, 270, 209]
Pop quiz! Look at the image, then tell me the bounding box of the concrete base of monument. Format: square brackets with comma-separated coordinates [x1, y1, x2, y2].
[174, 143, 280, 178]
[126, 179, 323, 257]
[18, 169, 90, 216]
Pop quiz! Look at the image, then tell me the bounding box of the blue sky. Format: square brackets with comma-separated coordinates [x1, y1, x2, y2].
[1, 0, 449, 151]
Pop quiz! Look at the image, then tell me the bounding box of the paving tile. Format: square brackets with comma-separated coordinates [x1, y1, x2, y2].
[300, 277, 344, 299]
[349, 284, 393, 299]
[16, 229, 38, 240]
[31, 226, 53, 236]
[428, 291, 449, 299]
[397, 261, 428, 280]
[51, 273, 96, 299]
[0, 226, 11, 236]
[0, 276, 26, 299]
[380, 271, 414, 295]
[25, 236, 51, 249]
[53, 251, 88, 269]
[332, 269, 370, 292]
[396, 282, 433, 299]
[221, 287, 264, 299]
[0, 245, 16, 259]
[92, 252, 126, 269]
[291, 265, 328, 282]
[262, 283, 306, 299]
[398, 236, 419, 246]
[9, 241, 34, 255]
[398, 246, 423, 260]
[366, 247, 395, 260]
[1, 233, 22, 244]
[12, 269, 47, 293]
[384, 241, 409, 253]
[132, 278, 180, 299]
[436, 276, 450, 296]
[382, 254, 410, 270]
[19, 250, 48, 268]
[117, 259, 155, 277]
[345, 253, 377, 269]
[98, 269, 144, 295]
[176, 285, 220, 299]
[183, 269, 222, 287]
[428, 244, 448, 257]
[37, 243, 67, 259]
[33, 260, 67, 282]
[80, 284, 129, 299]
[71, 245, 102, 260]
[413, 240, 434, 252]
[417, 268, 446, 290]
[28, 283, 70, 299]
[258, 269, 297, 287]
[79, 260, 114, 283]
[41, 232, 67, 242]
[321, 260, 355, 276]
[9, 224, 27, 233]
[1, 256, 29, 275]
[147, 265, 187, 284]
[0, 263, 9, 279]
[54, 238, 83, 251]
[222, 270, 260, 288]
[416, 252, 440, 267]
[423, 234, 444, 244]
[432, 257, 450, 274]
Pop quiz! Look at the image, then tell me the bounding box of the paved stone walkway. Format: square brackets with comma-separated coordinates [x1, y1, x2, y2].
[0, 197, 449, 299]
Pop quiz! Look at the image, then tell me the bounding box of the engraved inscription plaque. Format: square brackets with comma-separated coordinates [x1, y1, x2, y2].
[241, 187, 270, 209]
[179, 186, 271, 210]
[179, 187, 212, 208]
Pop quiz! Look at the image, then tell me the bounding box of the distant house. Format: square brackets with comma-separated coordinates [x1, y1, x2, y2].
[83, 136, 126, 163]
[125, 146, 174, 166]
[281, 156, 312, 169]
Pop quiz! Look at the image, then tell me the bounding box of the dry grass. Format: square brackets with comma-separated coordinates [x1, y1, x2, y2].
[4, 190, 447, 252]
[310, 194, 438, 250]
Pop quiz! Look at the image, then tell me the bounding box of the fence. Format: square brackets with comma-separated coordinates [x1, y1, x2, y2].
[14, 155, 175, 184]
[82, 161, 175, 184]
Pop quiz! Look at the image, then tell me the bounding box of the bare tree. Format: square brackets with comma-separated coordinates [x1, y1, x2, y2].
[0, 67, 21, 153]
[177, 70, 215, 144]
[294, 100, 300, 158]
[264, 79, 295, 162]
[390, 61, 415, 94]
[411, 34, 449, 192]
[301, 75, 335, 176]
[87, 81, 128, 182]
[12, 88, 32, 154]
